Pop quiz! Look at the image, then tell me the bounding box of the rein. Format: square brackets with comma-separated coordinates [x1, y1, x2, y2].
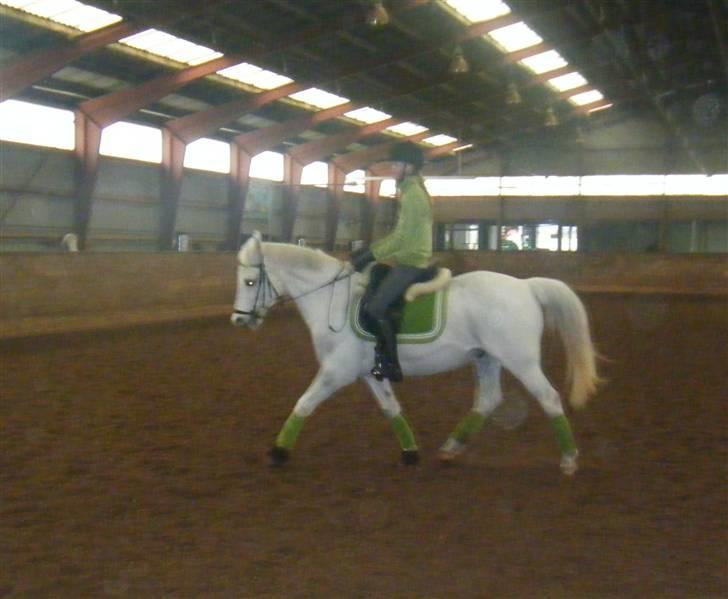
[235, 259, 354, 333]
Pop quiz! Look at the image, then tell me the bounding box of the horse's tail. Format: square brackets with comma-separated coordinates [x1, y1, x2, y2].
[527, 277, 603, 409]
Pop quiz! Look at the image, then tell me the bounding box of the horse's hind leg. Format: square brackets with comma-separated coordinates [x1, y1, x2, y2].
[512, 364, 579, 476]
[363, 376, 419, 465]
[438, 355, 503, 462]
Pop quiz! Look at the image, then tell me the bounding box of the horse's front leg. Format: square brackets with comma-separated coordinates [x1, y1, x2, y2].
[363, 375, 419, 465]
[270, 366, 352, 466]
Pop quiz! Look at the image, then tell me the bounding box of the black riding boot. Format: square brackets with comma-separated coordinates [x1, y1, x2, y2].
[371, 318, 403, 382]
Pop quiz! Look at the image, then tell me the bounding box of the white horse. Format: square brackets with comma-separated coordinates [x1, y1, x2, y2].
[231, 232, 601, 475]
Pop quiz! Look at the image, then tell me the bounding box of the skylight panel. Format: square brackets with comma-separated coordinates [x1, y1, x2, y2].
[487, 22, 543, 53]
[386, 122, 429, 136]
[218, 62, 293, 90]
[423, 134, 458, 146]
[344, 107, 392, 124]
[547, 72, 588, 92]
[445, 0, 511, 23]
[518, 50, 568, 74]
[1, 0, 122, 32]
[288, 88, 350, 109]
[120, 29, 223, 66]
[569, 89, 604, 106]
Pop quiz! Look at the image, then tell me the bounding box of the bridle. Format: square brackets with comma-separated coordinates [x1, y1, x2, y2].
[234, 254, 353, 331]
[232, 259, 280, 321]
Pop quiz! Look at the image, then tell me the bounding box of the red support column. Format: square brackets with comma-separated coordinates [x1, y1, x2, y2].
[325, 166, 346, 251]
[159, 130, 187, 250]
[362, 175, 383, 245]
[73, 110, 103, 250]
[226, 145, 253, 250]
[281, 156, 304, 243]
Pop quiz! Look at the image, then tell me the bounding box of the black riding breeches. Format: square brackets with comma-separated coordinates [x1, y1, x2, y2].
[364, 265, 431, 321]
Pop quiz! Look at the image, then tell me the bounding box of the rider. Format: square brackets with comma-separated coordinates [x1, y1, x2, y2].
[349, 141, 433, 382]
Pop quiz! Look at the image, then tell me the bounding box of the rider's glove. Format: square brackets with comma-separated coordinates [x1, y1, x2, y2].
[349, 247, 375, 272]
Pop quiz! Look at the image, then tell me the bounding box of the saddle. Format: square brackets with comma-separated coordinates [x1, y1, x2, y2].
[353, 263, 452, 342]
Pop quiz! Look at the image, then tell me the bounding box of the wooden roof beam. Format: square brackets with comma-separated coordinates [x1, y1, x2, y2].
[332, 131, 431, 173]
[287, 117, 401, 165]
[0, 19, 144, 102]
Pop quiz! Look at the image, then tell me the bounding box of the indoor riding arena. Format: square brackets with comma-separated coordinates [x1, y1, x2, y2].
[1, 1, 726, 598]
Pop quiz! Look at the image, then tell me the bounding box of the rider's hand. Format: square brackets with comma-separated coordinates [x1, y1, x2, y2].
[349, 247, 374, 272]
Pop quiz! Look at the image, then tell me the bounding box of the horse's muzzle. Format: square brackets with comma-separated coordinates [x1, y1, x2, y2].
[230, 311, 250, 327]
[230, 310, 262, 329]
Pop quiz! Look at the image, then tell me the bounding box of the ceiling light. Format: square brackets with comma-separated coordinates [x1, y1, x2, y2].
[449, 46, 470, 74]
[366, 1, 390, 26]
[544, 106, 559, 127]
[505, 81, 522, 105]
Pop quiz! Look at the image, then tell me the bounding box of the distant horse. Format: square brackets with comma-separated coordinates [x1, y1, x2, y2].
[231, 232, 601, 475]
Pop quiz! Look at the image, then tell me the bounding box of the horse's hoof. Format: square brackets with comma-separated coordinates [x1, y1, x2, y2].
[560, 451, 579, 476]
[401, 449, 419, 466]
[437, 450, 458, 464]
[269, 446, 290, 467]
[438, 438, 464, 463]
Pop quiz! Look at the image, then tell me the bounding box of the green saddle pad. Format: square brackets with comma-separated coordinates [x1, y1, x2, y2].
[351, 289, 448, 344]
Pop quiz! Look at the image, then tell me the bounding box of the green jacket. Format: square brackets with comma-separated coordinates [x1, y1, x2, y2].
[371, 175, 433, 268]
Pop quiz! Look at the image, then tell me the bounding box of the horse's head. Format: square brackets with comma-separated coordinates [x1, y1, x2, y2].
[231, 231, 278, 330]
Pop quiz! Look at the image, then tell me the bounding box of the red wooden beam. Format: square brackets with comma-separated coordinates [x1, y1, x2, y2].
[0, 20, 144, 102]
[332, 131, 431, 173]
[424, 141, 461, 160]
[166, 82, 305, 143]
[280, 156, 305, 243]
[234, 102, 357, 155]
[362, 177, 383, 245]
[158, 130, 187, 250]
[72, 111, 103, 249]
[325, 166, 347, 250]
[226, 145, 253, 250]
[288, 117, 401, 165]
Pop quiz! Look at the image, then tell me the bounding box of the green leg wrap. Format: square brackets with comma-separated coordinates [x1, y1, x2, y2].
[275, 413, 305, 451]
[551, 414, 577, 456]
[390, 414, 417, 451]
[451, 411, 487, 445]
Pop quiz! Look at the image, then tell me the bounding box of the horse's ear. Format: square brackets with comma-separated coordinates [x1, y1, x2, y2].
[252, 230, 262, 243]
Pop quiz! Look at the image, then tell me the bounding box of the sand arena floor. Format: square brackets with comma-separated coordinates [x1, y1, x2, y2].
[1, 295, 726, 597]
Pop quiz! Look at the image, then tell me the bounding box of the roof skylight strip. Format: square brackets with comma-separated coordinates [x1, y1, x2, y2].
[120, 29, 223, 66]
[1, 0, 122, 32]
[445, 0, 511, 23]
[217, 62, 293, 90]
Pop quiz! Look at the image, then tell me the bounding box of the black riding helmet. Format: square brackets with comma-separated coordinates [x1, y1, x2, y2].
[389, 142, 425, 170]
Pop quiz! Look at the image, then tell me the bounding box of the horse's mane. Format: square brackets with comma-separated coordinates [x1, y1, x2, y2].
[262, 242, 341, 272]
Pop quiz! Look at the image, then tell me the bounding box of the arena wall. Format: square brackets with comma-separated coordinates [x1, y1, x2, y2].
[1, 251, 725, 339]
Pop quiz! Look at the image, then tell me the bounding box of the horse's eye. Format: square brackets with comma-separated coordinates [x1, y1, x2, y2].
[245, 279, 256, 287]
